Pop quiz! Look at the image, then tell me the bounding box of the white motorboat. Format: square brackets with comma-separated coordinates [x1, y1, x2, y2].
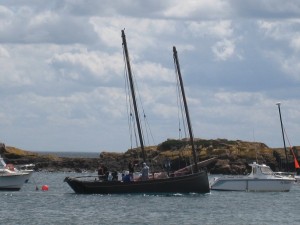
[295, 175, 300, 183]
[15, 163, 35, 183]
[0, 156, 31, 191]
[273, 171, 300, 185]
[210, 162, 295, 192]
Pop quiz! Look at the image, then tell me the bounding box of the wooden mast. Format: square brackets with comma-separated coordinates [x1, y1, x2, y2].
[173, 46, 199, 173]
[121, 30, 146, 162]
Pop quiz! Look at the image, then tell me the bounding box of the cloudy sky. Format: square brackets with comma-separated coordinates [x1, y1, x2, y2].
[0, 0, 299, 153]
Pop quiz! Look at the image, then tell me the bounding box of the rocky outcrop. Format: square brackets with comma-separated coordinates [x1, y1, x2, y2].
[1, 139, 299, 174]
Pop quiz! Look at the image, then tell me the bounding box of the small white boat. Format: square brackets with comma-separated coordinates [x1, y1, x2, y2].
[0, 157, 31, 191]
[210, 162, 295, 192]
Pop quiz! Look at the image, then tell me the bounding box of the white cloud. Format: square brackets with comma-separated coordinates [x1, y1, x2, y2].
[89, 16, 176, 52]
[213, 91, 270, 107]
[187, 20, 233, 38]
[258, 19, 300, 47]
[0, 61, 33, 87]
[281, 57, 300, 81]
[260, 0, 300, 14]
[3, 87, 126, 128]
[134, 61, 174, 83]
[290, 35, 300, 52]
[0, 6, 13, 31]
[0, 46, 10, 57]
[50, 49, 123, 82]
[257, 19, 300, 80]
[263, 50, 300, 81]
[212, 39, 235, 61]
[28, 10, 59, 28]
[163, 0, 231, 19]
[257, 20, 286, 41]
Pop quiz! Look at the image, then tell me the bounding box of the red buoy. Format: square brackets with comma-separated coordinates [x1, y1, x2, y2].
[42, 185, 49, 191]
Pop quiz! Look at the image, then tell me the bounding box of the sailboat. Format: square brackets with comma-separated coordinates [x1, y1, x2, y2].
[275, 102, 300, 177]
[64, 30, 210, 194]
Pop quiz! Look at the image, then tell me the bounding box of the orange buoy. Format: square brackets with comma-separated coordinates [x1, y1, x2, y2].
[42, 185, 49, 191]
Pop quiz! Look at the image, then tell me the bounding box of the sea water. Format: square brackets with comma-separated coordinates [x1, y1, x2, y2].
[1, 172, 299, 225]
[1, 161, 300, 224]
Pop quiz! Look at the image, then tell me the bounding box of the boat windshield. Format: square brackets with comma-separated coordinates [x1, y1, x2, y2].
[260, 166, 273, 175]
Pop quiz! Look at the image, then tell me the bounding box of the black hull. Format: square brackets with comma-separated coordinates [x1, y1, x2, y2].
[0, 188, 20, 191]
[65, 171, 210, 194]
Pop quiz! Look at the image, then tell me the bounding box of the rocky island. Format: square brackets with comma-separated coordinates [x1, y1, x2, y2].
[1, 139, 299, 175]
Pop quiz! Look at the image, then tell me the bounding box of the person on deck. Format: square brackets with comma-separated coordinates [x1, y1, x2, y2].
[122, 171, 131, 182]
[141, 162, 149, 181]
[98, 164, 108, 180]
[98, 165, 104, 180]
[128, 161, 134, 173]
[128, 161, 134, 180]
[164, 158, 171, 177]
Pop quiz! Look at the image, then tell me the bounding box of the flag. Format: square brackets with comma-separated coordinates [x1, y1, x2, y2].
[294, 158, 300, 169]
[290, 147, 300, 169]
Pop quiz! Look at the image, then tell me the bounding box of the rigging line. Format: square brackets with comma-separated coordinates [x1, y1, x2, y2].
[129, 113, 133, 150]
[129, 64, 155, 147]
[129, 92, 140, 151]
[173, 54, 192, 169]
[132, 101, 140, 149]
[123, 45, 140, 153]
[252, 129, 258, 163]
[142, 114, 150, 146]
[127, 83, 140, 150]
[122, 50, 154, 147]
[135, 86, 152, 146]
[130, 67, 156, 148]
[283, 126, 294, 158]
[127, 78, 141, 150]
[132, 75, 150, 146]
[139, 105, 155, 149]
[173, 50, 196, 146]
[144, 115, 155, 145]
[131, 111, 139, 149]
[143, 114, 150, 146]
[173, 57, 188, 139]
[122, 40, 144, 157]
[123, 46, 134, 150]
[127, 62, 147, 148]
[174, 59, 187, 138]
[128, 81, 140, 150]
[178, 81, 188, 139]
[141, 108, 155, 146]
[283, 126, 294, 150]
[174, 64, 182, 139]
[283, 126, 300, 169]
